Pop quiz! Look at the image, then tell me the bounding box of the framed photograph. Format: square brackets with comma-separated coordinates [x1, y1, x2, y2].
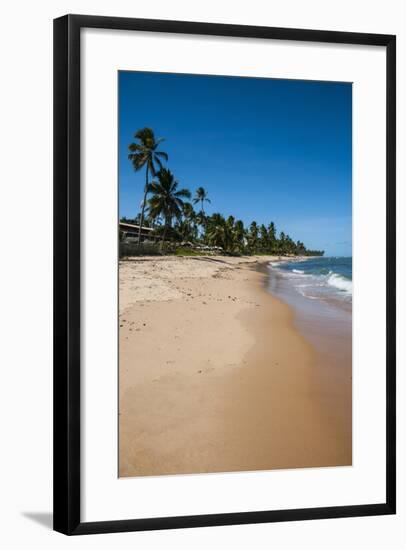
[53, 14, 396, 535]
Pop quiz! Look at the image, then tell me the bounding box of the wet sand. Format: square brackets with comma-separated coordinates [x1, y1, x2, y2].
[119, 255, 352, 477]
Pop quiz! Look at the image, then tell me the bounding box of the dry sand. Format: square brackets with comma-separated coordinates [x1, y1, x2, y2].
[119, 255, 352, 477]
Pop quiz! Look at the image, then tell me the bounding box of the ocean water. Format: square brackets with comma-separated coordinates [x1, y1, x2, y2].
[268, 257, 352, 310]
[267, 257, 352, 371]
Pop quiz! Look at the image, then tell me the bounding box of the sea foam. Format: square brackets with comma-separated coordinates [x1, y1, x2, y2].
[327, 273, 352, 293]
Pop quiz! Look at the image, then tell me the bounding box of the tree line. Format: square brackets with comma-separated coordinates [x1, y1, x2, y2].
[122, 127, 324, 257]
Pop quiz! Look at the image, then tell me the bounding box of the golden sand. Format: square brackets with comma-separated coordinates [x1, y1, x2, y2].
[118, 255, 351, 477]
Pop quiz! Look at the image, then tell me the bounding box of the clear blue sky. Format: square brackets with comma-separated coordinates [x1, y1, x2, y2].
[119, 71, 352, 256]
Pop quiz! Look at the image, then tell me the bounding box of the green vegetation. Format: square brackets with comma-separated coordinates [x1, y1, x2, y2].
[147, 168, 191, 249]
[174, 247, 204, 256]
[124, 127, 324, 257]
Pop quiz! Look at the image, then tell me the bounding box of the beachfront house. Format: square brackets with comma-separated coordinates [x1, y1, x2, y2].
[119, 222, 159, 243]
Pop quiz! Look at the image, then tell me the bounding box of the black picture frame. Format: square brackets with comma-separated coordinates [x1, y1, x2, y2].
[53, 14, 396, 535]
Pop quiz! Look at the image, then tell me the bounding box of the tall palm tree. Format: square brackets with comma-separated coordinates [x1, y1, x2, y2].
[147, 169, 191, 249]
[193, 187, 211, 214]
[193, 187, 211, 237]
[128, 127, 168, 244]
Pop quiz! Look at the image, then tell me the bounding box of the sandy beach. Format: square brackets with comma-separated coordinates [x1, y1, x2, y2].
[119, 255, 352, 477]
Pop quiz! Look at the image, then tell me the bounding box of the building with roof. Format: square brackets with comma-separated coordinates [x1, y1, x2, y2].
[119, 222, 159, 242]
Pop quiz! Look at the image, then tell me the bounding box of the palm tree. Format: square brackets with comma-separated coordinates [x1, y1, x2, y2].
[195, 210, 207, 238]
[234, 220, 246, 253]
[206, 213, 226, 250]
[206, 213, 235, 253]
[181, 203, 198, 242]
[182, 202, 195, 221]
[268, 222, 276, 253]
[193, 187, 211, 214]
[259, 224, 268, 251]
[226, 215, 235, 228]
[248, 221, 259, 253]
[176, 219, 196, 243]
[128, 128, 168, 244]
[147, 169, 191, 249]
[279, 231, 286, 255]
[193, 187, 211, 237]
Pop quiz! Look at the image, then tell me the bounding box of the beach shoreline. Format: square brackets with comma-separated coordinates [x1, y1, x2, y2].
[119, 255, 351, 477]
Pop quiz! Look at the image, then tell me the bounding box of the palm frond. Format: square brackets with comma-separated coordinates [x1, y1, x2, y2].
[174, 188, 191, 199]
[155, 151, 169, 161]
[134, 127, 155, 143]
[128, 142, 144, 153]
[128, 153, 148, 170]
[152, 155, 164, 173]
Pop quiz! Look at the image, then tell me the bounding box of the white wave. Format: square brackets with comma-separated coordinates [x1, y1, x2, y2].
[327, 273, 352, 293]
[297, 288, 319, 299]
[292, 269, 304, 274]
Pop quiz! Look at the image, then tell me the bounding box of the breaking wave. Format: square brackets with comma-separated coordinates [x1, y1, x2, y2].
[327, 272, 352, 294]
[267, 257, 352, 307]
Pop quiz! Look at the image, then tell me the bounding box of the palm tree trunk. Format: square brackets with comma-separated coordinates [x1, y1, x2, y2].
[161, 218, 169, 252]
[200, 199, 205, 240]
[137, 165, 149, 245]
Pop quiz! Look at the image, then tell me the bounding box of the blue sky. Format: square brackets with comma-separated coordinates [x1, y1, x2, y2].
[119, 71, 352, 256]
